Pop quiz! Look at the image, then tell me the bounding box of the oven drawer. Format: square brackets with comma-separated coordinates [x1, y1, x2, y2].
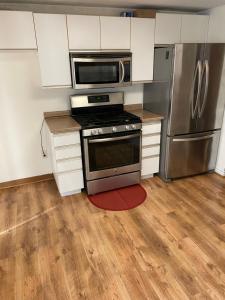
[142, 134, 161, 146]
[142, 156, 160, 176]
[53, 132, 80, 147]
[55, 144, 81, 160]
[142, 122, 161, 135]
[55, 170, 84, 195]
[142, 145, 160, 158]
[56, 157, 82, 173]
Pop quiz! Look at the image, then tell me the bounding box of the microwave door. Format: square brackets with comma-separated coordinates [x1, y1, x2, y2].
[72, 57, 122, 89]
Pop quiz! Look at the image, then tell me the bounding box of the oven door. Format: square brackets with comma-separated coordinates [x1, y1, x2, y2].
[83, 131, 141, 180]
[71, 56, 131, 89]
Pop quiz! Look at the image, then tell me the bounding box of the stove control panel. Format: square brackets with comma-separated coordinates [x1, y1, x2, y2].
[83, 123, 142, 137]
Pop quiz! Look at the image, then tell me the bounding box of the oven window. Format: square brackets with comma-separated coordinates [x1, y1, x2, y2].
[88, 134, 140, 172]
[75, 62, 119, 84]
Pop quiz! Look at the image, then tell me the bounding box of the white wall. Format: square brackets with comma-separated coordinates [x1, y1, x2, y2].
[0, 51, 143, 183]
[216, 115, 225, 176]
[207, 5, 225, 175]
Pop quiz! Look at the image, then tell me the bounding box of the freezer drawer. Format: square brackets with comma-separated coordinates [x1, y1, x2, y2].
[165, 131, 220, 179]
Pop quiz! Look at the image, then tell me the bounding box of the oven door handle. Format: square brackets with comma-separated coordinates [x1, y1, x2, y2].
[88, 133, 140, 143]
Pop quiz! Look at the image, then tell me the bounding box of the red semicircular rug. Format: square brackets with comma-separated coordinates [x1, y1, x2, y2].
[88, 184, 147, 211]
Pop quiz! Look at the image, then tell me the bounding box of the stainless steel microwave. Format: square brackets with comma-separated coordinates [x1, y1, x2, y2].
[70, 52, 132, 89]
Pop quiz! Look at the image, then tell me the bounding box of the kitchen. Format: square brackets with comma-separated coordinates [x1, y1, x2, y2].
[1, 0, 225, 299]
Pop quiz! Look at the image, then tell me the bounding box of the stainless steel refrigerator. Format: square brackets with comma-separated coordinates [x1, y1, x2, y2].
[143, 44, 225, 181]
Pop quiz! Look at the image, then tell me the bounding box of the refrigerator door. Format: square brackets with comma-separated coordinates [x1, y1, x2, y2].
[197, 44, 225, 132]
[165, 130, 220, 179]
[168, 44, 205, 136]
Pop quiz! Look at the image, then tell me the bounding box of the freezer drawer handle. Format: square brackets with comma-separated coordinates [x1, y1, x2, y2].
[173, 134, 214, 142]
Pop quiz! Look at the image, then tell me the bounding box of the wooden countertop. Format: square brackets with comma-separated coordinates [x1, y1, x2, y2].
[44, 106, 163, 134]
[128, 109, 163, 123]
[44, 111, 81, 134]
[125, 105, 164, 123]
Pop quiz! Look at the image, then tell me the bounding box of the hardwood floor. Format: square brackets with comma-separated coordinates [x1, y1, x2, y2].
[0, 173, 225, 299]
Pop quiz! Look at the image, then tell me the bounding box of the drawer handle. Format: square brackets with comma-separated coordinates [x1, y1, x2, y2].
[173, 134, 214, 142]
[143, 155, 159, 159]
[142, 144, 160, 149]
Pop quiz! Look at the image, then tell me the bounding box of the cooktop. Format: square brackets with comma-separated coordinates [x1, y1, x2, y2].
[72, 110, 141, 129]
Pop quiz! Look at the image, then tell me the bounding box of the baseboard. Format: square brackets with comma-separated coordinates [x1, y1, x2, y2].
[141, 174, 154, 179]
[60, 189, 82, 197]
[215, 168, 225, 177]
[0, 173, 54, 190]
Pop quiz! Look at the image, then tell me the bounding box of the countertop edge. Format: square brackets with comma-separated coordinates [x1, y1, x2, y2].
[44, 108, 164, 134]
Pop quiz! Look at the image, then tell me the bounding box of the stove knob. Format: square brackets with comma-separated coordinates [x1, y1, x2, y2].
[125, 125, 130, 130]
[131, 124, 136, 129]
[91, 129, 98, 135]
[98, 128, 103, 135]
[112, 127, 117, 133]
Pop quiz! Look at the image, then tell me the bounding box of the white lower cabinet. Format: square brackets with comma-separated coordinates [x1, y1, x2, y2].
[141, 122, 161, 178]
[142, 135, 161, 147]
[142, 156, 160, 177]
[56, 157, 82, 173]
[142, 145, 160, 158]
[55, 144, 81, 160]
[46, 127, 84, 196]
[55, 170, 84, 196]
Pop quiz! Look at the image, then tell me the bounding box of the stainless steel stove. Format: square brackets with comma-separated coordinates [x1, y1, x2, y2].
[70, 92, 142, 195]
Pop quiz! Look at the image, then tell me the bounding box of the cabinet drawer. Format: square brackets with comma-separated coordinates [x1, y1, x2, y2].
[142, 145, 160, 158]
[55, 170, 84, 195]
[142, 156, 160, 176]
[53, 132, 80, 147]
[143, 123, 161, 135]
[55, 144, 81, 160]
[142, 135, 161, 146]
[56, 157, 82, 173]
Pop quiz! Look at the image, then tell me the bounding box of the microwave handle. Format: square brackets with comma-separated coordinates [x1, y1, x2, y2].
[119, 60, 125, 83]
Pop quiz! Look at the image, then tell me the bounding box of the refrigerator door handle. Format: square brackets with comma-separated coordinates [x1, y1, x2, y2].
[198, 60, 209, 118]
[172, 134, 214, 142]
[191, 60, 202, 119]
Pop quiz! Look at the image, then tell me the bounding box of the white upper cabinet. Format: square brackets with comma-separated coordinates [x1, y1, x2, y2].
[100, 16, 130, 49]
[155, 13, 182, 44]
[131, 18, 155, 82]
[207, 6, 225, 42]
[34, 13, 71, 87]
[181, 15, 209, 43]
[67, 15, 100, 50]
[0, 11, 36, 49]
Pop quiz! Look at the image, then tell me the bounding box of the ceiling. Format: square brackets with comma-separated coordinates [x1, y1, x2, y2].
[1, 0, 225, 11]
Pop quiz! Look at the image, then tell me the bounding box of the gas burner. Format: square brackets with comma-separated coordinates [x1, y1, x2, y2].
[73, 111, 141, 130]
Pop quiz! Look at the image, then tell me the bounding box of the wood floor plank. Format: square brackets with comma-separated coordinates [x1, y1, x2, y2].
[0, 173, 225, 299]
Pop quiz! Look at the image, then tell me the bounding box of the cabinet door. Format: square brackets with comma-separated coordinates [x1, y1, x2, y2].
[67, 15, 100, 50]
[181, 15, 209, 43]
[131, 18, 155, 82]
[207, 7, 225, 43]
[0, 11, 36, 49]
[34, 13, 71, 87]
[155, 13, 181, 44]
[100, 16, 130, 49]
